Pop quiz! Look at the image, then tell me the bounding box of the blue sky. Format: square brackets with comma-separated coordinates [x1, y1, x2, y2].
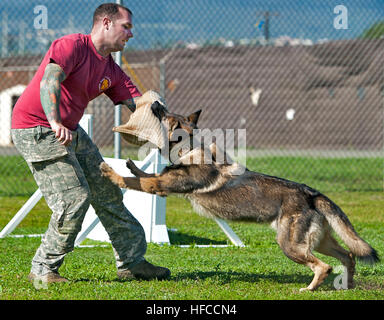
[0, 0, 383, 54]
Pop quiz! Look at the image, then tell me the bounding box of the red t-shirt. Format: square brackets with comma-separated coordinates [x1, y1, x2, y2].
[12, 33, 141, 130]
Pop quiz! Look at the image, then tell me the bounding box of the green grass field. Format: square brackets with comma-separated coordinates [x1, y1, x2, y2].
[0, 155, 383, 300]
[0, 155, 383, 196]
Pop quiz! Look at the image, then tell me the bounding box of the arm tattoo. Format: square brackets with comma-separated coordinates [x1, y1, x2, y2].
[40, 63, 66, 123]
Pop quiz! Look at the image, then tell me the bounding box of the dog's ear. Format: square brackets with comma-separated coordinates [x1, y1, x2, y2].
[187, 109, 202, 125]
[151, 101, 167, 121]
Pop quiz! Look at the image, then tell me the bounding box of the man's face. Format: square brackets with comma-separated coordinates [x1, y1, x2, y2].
[107, 8, 133, 52]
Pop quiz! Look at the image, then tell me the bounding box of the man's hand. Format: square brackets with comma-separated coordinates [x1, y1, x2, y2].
[50, 120, 73, 146]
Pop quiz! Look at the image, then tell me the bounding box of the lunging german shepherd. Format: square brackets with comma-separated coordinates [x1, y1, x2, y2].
[100, 102, 379, 291]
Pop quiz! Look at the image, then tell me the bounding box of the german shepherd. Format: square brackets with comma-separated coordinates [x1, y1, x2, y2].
[100, 102, 379, 291]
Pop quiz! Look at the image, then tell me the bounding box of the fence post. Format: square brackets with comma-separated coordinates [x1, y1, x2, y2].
[114, 0, 123, 159]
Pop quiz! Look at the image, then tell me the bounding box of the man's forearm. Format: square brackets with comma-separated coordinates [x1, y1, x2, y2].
[40, 63, 66, 124]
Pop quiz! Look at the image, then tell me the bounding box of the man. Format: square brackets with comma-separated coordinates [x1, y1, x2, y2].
[11, 3, 170, 283]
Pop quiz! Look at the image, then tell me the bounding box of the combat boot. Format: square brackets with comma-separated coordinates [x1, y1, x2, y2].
[28, 272, 69, 283]
[117, 260, 170, 281]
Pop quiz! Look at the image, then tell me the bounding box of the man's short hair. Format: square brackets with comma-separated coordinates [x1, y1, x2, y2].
[92, 3, 132, 27]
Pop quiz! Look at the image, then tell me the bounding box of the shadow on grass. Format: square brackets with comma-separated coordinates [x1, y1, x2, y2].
[168, 231, 227, 246]
[71, 271, 314, 289]
[69, 272, 384, 292]
[173, 270, 314, 286]
[174, 271, 384, 291]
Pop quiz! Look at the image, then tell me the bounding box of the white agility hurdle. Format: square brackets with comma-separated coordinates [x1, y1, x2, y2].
[75, 149, 170, 245]
[0, 114, 244, 247]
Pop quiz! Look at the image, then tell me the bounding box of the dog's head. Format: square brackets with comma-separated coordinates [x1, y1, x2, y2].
[113, 90, 202, 153]
[151, 101, 202, 146]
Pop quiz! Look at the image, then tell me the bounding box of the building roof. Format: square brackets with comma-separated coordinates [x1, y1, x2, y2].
[124, 39, 383, 149]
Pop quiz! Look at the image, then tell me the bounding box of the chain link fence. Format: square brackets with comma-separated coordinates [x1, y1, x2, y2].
[0, 0, 383, 196]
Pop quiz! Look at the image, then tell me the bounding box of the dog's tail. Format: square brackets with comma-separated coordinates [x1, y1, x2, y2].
[314, 194, 379, 264]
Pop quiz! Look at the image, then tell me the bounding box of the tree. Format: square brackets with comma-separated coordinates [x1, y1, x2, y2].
[361, 21, 384, 39]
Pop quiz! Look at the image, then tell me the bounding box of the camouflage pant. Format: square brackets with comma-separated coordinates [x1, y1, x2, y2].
[11, 125, 147, 276]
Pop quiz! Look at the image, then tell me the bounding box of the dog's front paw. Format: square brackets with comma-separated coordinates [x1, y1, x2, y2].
[126, 158, 135, 170]
[100, 162, 113, 177]
[126, 158, 143, 177]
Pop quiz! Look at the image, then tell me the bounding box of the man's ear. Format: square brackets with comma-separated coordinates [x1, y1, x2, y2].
[102, 16, 112, 30]
[151, 101, 167, 121]
[187, 109, 202, 125]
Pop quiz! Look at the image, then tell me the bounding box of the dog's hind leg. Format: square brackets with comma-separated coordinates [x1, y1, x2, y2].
[276, 213, 333, 292]
[299, 256, 333, 292]
[315, 232, 356, 289]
